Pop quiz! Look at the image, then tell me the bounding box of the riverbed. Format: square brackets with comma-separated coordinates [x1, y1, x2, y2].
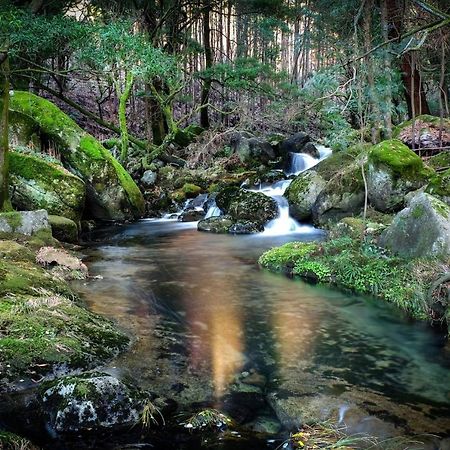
[70, 218, 450, 448]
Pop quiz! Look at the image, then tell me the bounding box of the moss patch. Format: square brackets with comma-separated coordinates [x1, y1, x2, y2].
[426, 168, 450, 198]
[259, 223, 443, 321]
[368, 139, 429, 180]
[48, 215, 78, 243]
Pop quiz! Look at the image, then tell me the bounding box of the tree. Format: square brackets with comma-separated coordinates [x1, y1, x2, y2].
[0, 47, 10, 211]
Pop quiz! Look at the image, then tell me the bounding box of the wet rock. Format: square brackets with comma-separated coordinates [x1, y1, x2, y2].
[178, 209, 206, 222]
[198, 215, 234, 233]
[48, 215, 78, 243]
[279, 132, 311, 155]
[222, 392, 266, 424]
[141, 170, 157, 187]
[367, 139, 432, 212]
[302, 142, 320, 158]
[228, 190, 278, 228]
[185, 193, 208, 210]
[41, 373, 145, 433]
[380, 192, 450, 258]
[229, 221, 264, 234]
[285, 171, 327, 221]
[246, 415, 282, 434]
[231, 133, 275, 165]
[0, 209, 50, 236]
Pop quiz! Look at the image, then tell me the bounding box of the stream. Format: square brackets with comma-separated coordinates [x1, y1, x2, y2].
[66, 146, 450, 449]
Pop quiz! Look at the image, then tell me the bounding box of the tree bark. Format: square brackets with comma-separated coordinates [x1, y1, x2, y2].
[0, 51, 10, 211]
[200, 0, 213, 128]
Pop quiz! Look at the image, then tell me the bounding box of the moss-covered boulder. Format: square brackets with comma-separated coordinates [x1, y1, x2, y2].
[394, 115, 450, 150]
[9, 151, 85, 222]
[285, 171, 327, 221]
[48, 215, 79, 243]
[41, 373, 144, 433]
[228, 189, 278, 227]
[198, 215, 234, 233]
[7, 91, 144, 221]
[367, 140, 432, 212]
[426, 168, 450, 206]
[380, 193, 450, 259]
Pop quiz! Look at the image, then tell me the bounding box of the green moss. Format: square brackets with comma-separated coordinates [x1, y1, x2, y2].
[426, 152, 450, 171]
[9, 91, 144, 220]
[259, 225, 431, 321]
[48, 215, 78, 243]
[182, 183, 202, 198]
[426, 169, 450, 198]
[0, 211, 23, 230]
[369, 139, 428, 180]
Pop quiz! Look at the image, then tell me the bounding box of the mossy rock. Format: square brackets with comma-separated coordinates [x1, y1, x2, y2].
[228, 190, 278, 227]
[426, 152, 450, 172]
[426, 168, 450, 204]
[182, 183, 202, 199]
[198, 215, 234, 233]
[0, 210, 51, 238]
[48, 215, 79, 243]
[7, 91, 144, 221]
[9, 151, 86, 222]
[367, 139, 433, 212]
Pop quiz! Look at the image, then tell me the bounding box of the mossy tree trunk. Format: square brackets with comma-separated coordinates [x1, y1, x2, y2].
[0, 49, 11, 211]
[115, 72, 134, 164]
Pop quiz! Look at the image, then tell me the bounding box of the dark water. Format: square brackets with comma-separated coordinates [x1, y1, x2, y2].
[70, 219, 450, 449]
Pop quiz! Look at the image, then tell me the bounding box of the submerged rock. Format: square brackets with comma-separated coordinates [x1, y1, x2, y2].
[198, 215, 234, 233]
[41, 373, 144, 433]
[229, 220, 263, 234]
[367, 139, 432, 212]
[9, 151, 86, 222]
[8, 91, 144, 221]
[380, 193, 450, 258]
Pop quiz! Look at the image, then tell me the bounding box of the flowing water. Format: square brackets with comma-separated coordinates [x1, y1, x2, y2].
[69, 219, 450, 449]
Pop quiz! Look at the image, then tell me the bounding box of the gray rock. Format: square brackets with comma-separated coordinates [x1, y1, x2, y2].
[302, 142, 320, 158]
[230, 133, 275, 164]
[279, 132, 311, 155]
[228, 190, 278, 227]
[141, 170, 157, 187]
[41, 373, 144, 433]
[285, 171, 327, 221]
[178, 208, 205, 222]
[0, 209, 50, 236]
[229, 221, 263, 234]
[380, 192, 450, 258]
[198, 215, 234, 233]
[367, 140, 431, 212]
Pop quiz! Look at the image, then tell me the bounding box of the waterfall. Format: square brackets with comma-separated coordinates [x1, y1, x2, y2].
[250, 145, 332, 235]
[205, 200, 222, 219]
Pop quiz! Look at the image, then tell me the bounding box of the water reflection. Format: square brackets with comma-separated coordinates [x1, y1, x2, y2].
[75, 220, 450, 436]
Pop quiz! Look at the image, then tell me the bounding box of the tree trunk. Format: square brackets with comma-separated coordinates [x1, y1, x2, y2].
[0, 51, 11, 211]
[200, 0, 213, 128]
[381, 0, 393, 138]
[116, 72, 134, 164]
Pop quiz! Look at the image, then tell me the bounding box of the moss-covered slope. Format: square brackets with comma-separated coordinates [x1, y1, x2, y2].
[7, 91, 144, 221]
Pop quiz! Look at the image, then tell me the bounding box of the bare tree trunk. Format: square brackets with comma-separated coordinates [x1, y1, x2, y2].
[0, 50, 11, 211]
[200, 0, 213, 128]
[381, 0, 393, 138]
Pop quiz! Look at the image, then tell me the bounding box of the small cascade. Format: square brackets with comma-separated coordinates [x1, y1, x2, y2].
[250, 144, 332, 235]
[205, 200, 222, 219]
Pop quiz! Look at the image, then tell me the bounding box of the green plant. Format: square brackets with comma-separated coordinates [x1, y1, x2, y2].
[139, 399, 165, 428]
[182, 409, 232, 431]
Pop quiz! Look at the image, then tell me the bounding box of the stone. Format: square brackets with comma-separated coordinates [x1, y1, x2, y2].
[228, 190, 278, 227]
[367, 139, 432, 212]
[380, 192, 450, 258]
[9, 151, 86, 222]
[230, 133, 276, 165]
[36, 246, 87, 273]
[41, 373, 144, 433]
[279, 132, 311, 155]
[285, 171, 327, 221]
[8, 91, 144, 221]
[141, 170, 157, 187]
[426, 168, 450, 206]
[48, 215, 78, 243]
[0, 209, 50, 236]
[198, 215, 234, 233]
[301, 142, 320, 158]
[229, 221, 263, 234]
[178, 208, 205, 222]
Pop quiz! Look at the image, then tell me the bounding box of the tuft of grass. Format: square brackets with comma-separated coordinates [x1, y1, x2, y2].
[181, 409, 233, 431]
[0, 431, 39, 450]
[139, 399, 165, 428]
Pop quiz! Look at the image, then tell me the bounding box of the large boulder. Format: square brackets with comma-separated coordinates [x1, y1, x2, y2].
[230, 132, 276, 165]
[380, 193, 450, 259]
[285, 171, 327, 221]
[41, 373, 144, 433]
[228, 190, 278, 227]
[279, 132, 311, 155]
[286, 147, 365, 224]
[48, 215, 79, 243]
[367, 140, 432, 212]
[0, 209, 50, 237]
[7, 91, 144, 221]
[9, 151, 85, 222]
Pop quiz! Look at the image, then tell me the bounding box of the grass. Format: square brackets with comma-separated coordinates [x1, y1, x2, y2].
[181, 409, 233, 431]
[0, 432, 39, 450]
[139, 399, 165, 428]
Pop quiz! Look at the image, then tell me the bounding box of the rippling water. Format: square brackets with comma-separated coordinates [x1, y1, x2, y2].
[72, 219, 450, 448]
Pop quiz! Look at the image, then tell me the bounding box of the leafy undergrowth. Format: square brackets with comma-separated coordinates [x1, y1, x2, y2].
[0, 239, 129, 388]
[259, 227, 449, 322]
[0, 431, 39, 450]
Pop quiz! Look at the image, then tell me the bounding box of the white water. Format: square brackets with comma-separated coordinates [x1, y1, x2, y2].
[205, 200, 221, 219]
[256, 144, 332, 236]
